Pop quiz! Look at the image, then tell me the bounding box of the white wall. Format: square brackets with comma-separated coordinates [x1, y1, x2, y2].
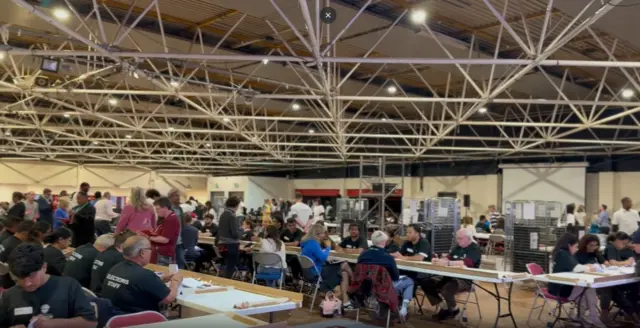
[245, 177, 293, 211]
[0, 160, 208, 201]
[500, 163, 587, 206]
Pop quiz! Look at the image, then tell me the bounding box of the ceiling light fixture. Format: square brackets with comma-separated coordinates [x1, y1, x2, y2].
[478, 107, 488, 114]
[382, 118, 388, 121]
[108, 98, 118, 105]
[222, 118, 230, 122]
[308, 129, 315, 134]
[92, 141, 98, 145]
[410, 8, 427, 25]
[262, 58, 269, 65]
[386, 85, 397, 94]
[205, 143, 211, 147]
[125, 135, 132, 139]
[0, 52, 5, 61]
[168, 127, 174, 130]
[4, 131, 10, 136]
[53, 7, 71, 20]
[168, 149, 173, 152]
[170, 80, 179, 87]
[621, 88, 635, 99]
[63, 113, 70, 118]
[292, 103, 301, 111]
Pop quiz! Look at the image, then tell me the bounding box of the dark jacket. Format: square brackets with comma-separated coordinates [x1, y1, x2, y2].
[218, 209, 239, 244]
[348, 264, 399, 312]
[37, 197, 53, 225]
[7, 202, 25, 220]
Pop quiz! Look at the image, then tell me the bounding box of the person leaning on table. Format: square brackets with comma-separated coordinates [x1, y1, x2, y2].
[421, 229, 482, 321]
[101, 236, 183, 314]
[548, 233, 606, 328]
[0, 243, 97, 328]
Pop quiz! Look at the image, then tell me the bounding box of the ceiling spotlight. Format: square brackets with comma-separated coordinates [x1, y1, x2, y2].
[108, 98, 118, 105]
[262, 58, 269, 65]
[410, 8, 427, 25]
[63, 113, 70, 118]
[621, 88, 635, 99]
[308, 129, 315, 134]
[92, 141, 98, 145]
[381, 118, 388, 121]
[4, 131, 10, 136]
[125, 135, 132, 139]
[53, 7, 71, 20]
[386, 85, 397, 94]
[168, 149, 173, 152]
[292, 103, 301, 111]
[0, 52, 5, 61]
[168, 127, 175, 130]
[478, 107, 488, 114]
[170, 80, 180, 87]
[205, 143, 211, 147]
[222, 117, 230, 122]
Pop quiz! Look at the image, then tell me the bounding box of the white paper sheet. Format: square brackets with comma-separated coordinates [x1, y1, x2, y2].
[529, 232, 538, 250]
[437, 206, 448, 217]
[522, 202, 535, 220]
[514, 202, 523, 220]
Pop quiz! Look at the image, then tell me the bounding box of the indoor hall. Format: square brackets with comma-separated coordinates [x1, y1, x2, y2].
[1, 0, 640, 327]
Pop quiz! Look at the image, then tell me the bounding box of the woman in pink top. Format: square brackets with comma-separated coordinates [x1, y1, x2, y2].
[115, 187, 156, 233]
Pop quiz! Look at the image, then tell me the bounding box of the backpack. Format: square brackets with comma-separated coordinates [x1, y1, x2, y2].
[320, 292, 342, 317]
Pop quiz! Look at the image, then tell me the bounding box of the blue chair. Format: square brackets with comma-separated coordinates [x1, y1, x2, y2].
[252, 252, 285, 288]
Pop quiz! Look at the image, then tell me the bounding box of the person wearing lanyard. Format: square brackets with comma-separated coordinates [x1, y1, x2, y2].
[168, 188, 185, 269]
[68, 191, 96, 248]
[218, 196, 242, 279]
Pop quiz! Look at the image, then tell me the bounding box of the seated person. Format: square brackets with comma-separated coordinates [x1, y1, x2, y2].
[241, 219, 255, 241]
[548, 233, 605, 328]
[338, 224, 368, 254]
[43, 227, 73, 276]
[30, 220, 52, 245]
[0, 243, 97, 328]
[64, 234, 114, 288]
[200, 214, 218, 237]
[475, 215, 491, 233]
[0, 216, 22, 244]
[384, 228, 400, 254]
[392, 224, 431, 262]
[258, 225, 287, 286]
[181, 213, 201, 264]
[422, 229, 481, 321]
[101, 236, 183, 313]
[90, 230, 137, 296]
[358, 231, 414, 321]
[301, 224, 354, 310]
[281, 218, 303, 246]
[604, 232, 635, 266]
[0, 220, 36, 289]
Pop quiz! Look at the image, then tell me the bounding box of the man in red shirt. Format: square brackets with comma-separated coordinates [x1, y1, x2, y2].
[146, 197, 180, 266]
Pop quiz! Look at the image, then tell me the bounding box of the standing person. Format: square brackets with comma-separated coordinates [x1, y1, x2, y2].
[181, 213, 201, 265]
[94, 191, 118, 236]
[575, 204, 587, 227]
[37, 188, 54, 226]
[262, 199, 273, 226]
[288, 192, 313, 232]
[145, 188, 161, 221]
[460, 216, 476, 237]
[236, 198, 246, 218]
[167, 188, 185, 269]
[115, 187, 156, 234]
[24, 191, 39, 221]
[312, 198, 325, 225]
[0, 243, 97, 328]
[91, 191, 102, 206]
[42, 227, 73, 276]
[70, 182, 91, 209]
[68, 191, 97, 248]
[487, 205, 501, 229]
[53, 197, 70, 229]
[565, 203, 577, 233]
[146, 197, 181, 266]
[598, 204, 610, 234]
[7, 191, 25, 220]
[218, 196, 242, 279]
[613, 197, 640, 235]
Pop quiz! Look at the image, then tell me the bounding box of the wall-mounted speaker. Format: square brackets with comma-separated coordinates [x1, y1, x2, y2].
[463, 194, 471, 208]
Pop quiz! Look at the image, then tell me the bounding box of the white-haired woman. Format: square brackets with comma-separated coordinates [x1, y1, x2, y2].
[115, 187, 156, 233]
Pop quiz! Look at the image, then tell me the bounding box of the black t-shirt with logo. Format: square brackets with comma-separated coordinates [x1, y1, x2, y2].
[90, 246, 125, 295]
[0, 275, 96, 327]
[43, 245, 67, 276]
[63, 244, 99, 288]
[281, 229, 303, 244]
[0, 230, 13, 244]
[101, 260, 170, 313]
[0, 235, 22, 288]
[448, 242, 482, 268]
[340, 236, 369, 250]
[400, 238, 431, 261]
[385, 242, 400, 254]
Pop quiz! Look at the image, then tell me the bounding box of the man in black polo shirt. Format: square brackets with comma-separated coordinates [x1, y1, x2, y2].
[0, 243, 96, 328]
[393, 224, 431, 261]
[0, 216, 22, 244]
[338, 224, 368, 254]
[102, 236, 183, 313]
[281, 218, 303, 246]
[0, 220, 35, 290]
[89, 230, 136, 296]
[63, 234, 114, 288]
[358, 231, 414, 322]
[422, 229, 482, 321]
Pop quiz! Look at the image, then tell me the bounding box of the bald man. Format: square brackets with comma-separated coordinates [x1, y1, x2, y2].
[421, 229, 482, 321]
[101, 236, 183, 314]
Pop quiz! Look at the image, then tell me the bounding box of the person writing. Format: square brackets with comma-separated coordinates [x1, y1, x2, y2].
[101, 236, 183, 313]
[42, 227, 73, 276]
[0, 243, 97, 328]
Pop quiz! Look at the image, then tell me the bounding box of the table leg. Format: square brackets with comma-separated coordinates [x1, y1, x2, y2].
[474, 282, 518, 328]
[269, 312, 275, 323]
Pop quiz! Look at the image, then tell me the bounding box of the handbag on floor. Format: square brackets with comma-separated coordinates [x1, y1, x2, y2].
[320, 292, 342, 317]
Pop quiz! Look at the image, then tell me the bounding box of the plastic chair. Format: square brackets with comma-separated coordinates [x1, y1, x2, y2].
[487, 235, 505, 255]
[526, 263, 572, 326]
[297, 254, 323, 312]
[252, 252, 285, 289]
[105, 311, 167, 328]
[456, 284, 482, 325]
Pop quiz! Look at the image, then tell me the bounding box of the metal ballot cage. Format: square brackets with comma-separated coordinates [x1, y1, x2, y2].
[424, 197, 460, 256]
[504, 200, 563, 273]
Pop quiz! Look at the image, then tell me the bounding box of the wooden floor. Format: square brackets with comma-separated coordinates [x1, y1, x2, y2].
[243, 281, 558, 328]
